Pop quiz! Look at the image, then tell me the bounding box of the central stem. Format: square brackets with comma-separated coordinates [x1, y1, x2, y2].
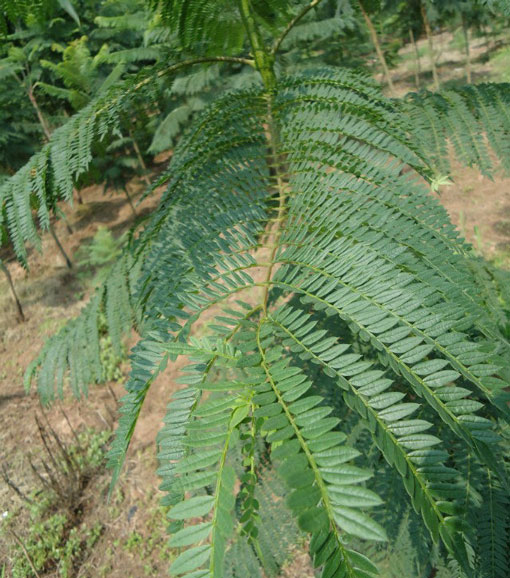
[237, 0, 285, 313]
[237, 0, 277, 91]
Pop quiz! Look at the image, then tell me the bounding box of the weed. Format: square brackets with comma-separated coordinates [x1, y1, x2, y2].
[74, 227, 127, 287]
[69, 428, 112, 472]
[494, 219, 510, 237]
[99, 334, 125, 382]
[124, 530, 144, 554]
[473, 224, 486, 254]
[490, 46, 510, 81]
[1, 426, 110, 577]
[5, 513, 103, 578]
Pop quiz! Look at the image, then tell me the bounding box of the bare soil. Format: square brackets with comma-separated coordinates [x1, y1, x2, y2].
[438, 162, 510, 264]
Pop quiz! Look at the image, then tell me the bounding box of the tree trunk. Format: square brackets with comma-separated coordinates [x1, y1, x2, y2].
[49, 225, 73, 269]
[359, 1, 396, 95]
[461, 12, 472, 84]
[54, 206, 74, 234]
[410, 27, 421, 89]
[1, 260, 25, 321]
[420, 0, 439, 90]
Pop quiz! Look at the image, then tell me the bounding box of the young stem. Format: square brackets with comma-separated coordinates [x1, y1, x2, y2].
[1, 259, 25, 321]
[1, 464, 34, 504]
[27, 85, 52, 141]
[272, 0, 325, 55]
[55, 206, 74, 234]
[420, 0, 439, 90]
[49, 224, 73, 269]
[237, 0, 277, 92]
[359, 1, 395, 95]
[237, 0, 286, 315]
[8, 529, 42, 578]
[261, 100, 286, 315]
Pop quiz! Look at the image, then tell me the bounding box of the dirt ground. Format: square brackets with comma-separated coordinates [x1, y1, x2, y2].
[0, 180, 174, 577]
[1, 30, 510, 578]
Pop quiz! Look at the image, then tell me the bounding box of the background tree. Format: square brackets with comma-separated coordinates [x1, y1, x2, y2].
[438, 0, 492, 83]
[358, 0, 396, 93]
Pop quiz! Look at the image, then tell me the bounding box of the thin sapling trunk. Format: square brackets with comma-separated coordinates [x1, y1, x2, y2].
[129, 129, 151, 186]
[461, 12, 472, 84]
[359, 1, 396, 95]
[49, 224, 73, 269]
[27, 85, 52, 141]
[1, 259, 25, 321]
[123, 186, 137, 216]
[420, 0, 439, 90]
[410, 27, 421, 89]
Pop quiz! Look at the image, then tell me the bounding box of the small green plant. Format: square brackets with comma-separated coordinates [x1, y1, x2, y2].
[474, 224, 486, 255]
[493, 247, 510, 270]
[69, 428, 113, 471]
[75, 227, 127, 284]
[100, 334, 125, 382]
[6, 513, 103, 578]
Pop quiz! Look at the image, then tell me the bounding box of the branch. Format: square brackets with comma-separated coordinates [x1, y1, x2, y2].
[272, 0, 325, 56]
[40, 55, 255, 149]
[141, 55, 255, 87]
[62, 55, 255, 143]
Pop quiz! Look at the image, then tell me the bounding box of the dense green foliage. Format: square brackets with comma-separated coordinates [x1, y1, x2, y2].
[2, 0, 510, 576]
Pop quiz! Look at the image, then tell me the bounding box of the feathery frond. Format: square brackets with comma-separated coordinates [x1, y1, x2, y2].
[89, 68, 510, 575]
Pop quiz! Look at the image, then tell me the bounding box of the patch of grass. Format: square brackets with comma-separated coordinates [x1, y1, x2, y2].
[449, 26, 467, 53]
[399, 43, 430, 61]
[38, 316, 68, 337]
[121, 507, 172, 563]
[6, 513, 103, 578]
[490, 46, 510, 81]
